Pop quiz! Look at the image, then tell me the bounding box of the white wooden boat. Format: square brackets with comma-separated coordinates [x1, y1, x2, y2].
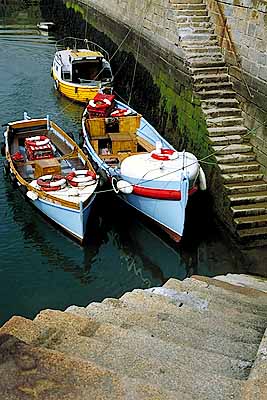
[37, 22, 55, 32]
[51, 37, 113, 103]
[81, 94, 206, 242]
[2, 114, 99, 242]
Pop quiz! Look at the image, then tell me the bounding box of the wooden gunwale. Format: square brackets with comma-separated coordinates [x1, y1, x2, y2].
[7, 119, 96, 210]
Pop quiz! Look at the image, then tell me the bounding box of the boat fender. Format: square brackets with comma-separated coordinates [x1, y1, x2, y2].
[150, 148, 178, 161]
[26, 191, 39, 201]
[3, 160, 9, 175]
[54, 79, 59, 91]
[199, 167, 207, 191]
[116, 180, 133, 194]
[10, 173, 17, 188]
[25, 135, 50, 147]
[37, 174, 66, 191]
[1, 142, 5, 156]
[66, 170, 97, 187]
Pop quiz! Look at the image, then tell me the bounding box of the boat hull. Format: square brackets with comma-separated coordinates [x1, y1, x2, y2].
[52, 70, 100, 103]
[117, 191, 185, 242]
[20, 182, 95, 242]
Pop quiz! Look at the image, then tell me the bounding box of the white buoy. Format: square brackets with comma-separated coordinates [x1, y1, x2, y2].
[199, 167, 207, 191]
[117, 180, 133, 194]
[26, 191, 38, 201]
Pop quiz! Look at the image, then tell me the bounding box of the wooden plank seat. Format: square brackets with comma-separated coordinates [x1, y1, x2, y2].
[46, 132, 72, 155]
[136, 136, 155, 152]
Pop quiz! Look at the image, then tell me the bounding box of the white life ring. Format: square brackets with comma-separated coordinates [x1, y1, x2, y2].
[110, 108, 132, 117]
[150, 148, 178, 161]
[25, 135, 51, 147]
[37, 174, 66, 191]
[66, 169, 97, 187]
[88, 98, 111, 108]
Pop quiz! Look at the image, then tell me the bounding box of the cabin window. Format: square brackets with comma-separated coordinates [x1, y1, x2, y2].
[63, 72, 71, 80]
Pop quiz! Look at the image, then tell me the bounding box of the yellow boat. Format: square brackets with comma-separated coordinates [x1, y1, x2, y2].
[51, 37, 113, 103]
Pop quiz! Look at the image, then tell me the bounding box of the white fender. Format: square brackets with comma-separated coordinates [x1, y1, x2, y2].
[117, 180, 133, 194]
[199, 167, 207, 191]
[26, 191, 38, 201]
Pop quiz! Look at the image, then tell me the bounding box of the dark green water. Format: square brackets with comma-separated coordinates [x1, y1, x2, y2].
[0, 1, 249, 327]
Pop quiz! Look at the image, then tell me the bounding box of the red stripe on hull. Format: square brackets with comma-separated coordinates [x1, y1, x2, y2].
[132, 185, 198, 200]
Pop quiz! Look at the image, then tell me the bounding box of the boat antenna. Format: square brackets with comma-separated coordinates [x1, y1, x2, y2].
[84, 3, 89, 39]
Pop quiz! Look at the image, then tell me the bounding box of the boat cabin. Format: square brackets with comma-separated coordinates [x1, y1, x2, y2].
[54, 49, 112, 85]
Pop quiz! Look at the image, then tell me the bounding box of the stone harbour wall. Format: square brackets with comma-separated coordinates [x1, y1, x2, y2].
[79, 0, 267, 170]
[206, 0, 267, 168]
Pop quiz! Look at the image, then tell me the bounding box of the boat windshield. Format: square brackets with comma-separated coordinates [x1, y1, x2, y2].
[72, 59, 110, 83]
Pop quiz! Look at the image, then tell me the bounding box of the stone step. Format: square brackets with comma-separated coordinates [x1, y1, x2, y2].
[182, 38, 218, 47]
[229, 191, 267, 205]
[177, 21, 212, 29]
[173, 3, 207, 10]
[208, 125, 247, 136]
[206, 116, 244, 127]
[164, 276, 267, 311]
[225, 181, 267, 195]
[209, 134, 242, 146]
[213, 144, 252, 155]
[190, 66, 228, 75]
[174, 9, 208, 16]
[223, 172, 264, 184]
[202, 98, 239, 109]
[215, 152, 256, 164]
[193, 73, 229, 83]
[218, 161, 260, 174]
[188, 55, 224, 65]
[184, 45, 221, 53]
[30, 311, 253, 384]
[0, 324, 158, 400]
[120, 289, 265, 340]
[175, 15, 210, 23]
[187, 51, 223, 60]
[67, 302, 261, 364]
[204, 107, 242, 118]
[171, 0, 204, 3]
[190, 58, 226, 68]
[231, 202, 267, 217]
[238, 226, 267, 240]
[179, 26, 214, 34]
[235, 214, 267, 230]
[197, 89, 236, 99]
[195, 80, 233, 92]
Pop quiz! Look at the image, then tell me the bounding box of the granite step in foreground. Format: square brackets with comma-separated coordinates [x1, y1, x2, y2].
[0, 275, 267, 399]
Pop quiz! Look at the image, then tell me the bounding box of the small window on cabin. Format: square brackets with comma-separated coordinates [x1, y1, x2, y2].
[63, 72, 71, 80]
[56, 66, 58, 71]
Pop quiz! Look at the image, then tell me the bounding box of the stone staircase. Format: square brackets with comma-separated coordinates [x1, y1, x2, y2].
[170, 0, 267, 245]
[0, 275, 267, 399]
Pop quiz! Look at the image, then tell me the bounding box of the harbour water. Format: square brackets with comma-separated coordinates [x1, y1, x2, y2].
[0, 1, 251, 326]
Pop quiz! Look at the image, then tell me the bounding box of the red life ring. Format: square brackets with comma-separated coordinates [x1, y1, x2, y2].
[151, 148, 178, 161]
[87, 98, 111, 110]
[66, 169, 97, 187]
[37, 174, 66, 191]
[25, 135, 50, 147]
[110, 108, 131, 117]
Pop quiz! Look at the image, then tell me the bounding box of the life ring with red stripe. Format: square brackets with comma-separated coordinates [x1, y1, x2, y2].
[150, 148, 178, 161]
[110, 108, 131, 117]
[66, 169, 97, 187]
[37, 174, 66, 191]
[25, 135, 50, 147]
[87, 98, 111, 110]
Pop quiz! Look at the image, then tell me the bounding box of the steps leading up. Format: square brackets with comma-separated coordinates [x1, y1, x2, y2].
[1, 276, 266, 399]
[171, 0, 267, 244]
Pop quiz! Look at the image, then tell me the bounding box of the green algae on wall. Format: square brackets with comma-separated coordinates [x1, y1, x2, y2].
[155, 71, 210, 164]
